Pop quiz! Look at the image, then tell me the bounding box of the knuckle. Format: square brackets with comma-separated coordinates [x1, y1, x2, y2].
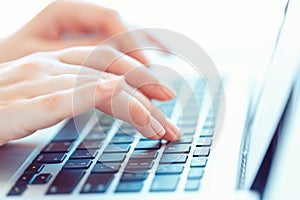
[41, 93, 60, 111]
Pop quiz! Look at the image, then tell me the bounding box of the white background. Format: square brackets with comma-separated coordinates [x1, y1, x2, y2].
[0, 0, 288, 75]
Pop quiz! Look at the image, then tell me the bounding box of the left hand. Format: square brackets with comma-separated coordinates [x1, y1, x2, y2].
[0, 0, 150, 63]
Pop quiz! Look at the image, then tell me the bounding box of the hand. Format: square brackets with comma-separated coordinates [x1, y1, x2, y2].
[0, 0, 150, 63]
[0, 46, 181, 146]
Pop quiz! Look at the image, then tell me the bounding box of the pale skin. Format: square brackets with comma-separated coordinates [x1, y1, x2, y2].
[0, 0, 182, 146]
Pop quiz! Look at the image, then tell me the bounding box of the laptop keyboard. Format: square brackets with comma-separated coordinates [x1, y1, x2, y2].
[7, 79, 221, 196]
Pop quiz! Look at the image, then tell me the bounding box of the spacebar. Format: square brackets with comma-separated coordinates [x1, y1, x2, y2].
[46, 170, 85, 194]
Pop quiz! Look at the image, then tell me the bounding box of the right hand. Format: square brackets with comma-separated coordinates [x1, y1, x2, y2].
[0, 46, 182, 146]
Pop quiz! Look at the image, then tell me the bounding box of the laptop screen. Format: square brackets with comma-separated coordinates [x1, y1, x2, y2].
[243, 0, 300, 189]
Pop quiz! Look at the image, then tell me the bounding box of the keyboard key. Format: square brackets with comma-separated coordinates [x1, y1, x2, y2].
[164, 144, 190, 153]
[131, 150, 158, 159]
[193, 147, 210, 157]
[92, 163, 121, 173]
[185, 179, 201, 191]
[170, 135, 193, 144]
[34, 153, 66, 164]
[156, 164, 184, 174]
[120, 172, 149, 181]
[135, 140, 161, 150]
[104, 144, 131, 153]
[70, 149, 98, 159]
[47, 169, 85, 194]
[190, 157, 207, 167]
[7, 185, 27, 196]
[81, 173, 114, 193]
[159, 154, 188, 164]
[42, 141, 73, 153]
[31, 173, 52, 184]
[51, 120, 79, 142]
[180, 127, 196, 135]
[77, 140, 103, 149]
[98, 114, 114, 126]
[63, 159, 92, 170]
[125, 159, 154, 170]
[24, 163, 44, 174]
[15, 173, 34, 186]
[84, 130, 106, 140]
[199, 130, 214, 137]
[188, 168, 204, 179]
[196, 138, 212, 146]
[111, 135, 134, 144]
[115, 181, 143, 192]
[98, 153, 126, 163]
[150, 175, 179, 192]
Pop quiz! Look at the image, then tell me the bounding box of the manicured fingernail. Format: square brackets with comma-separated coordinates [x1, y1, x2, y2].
[99, 79, 120, 91]
[160, 86, 176, 99]
[150, 116, 166, 137]
[168, 121, 183, 139]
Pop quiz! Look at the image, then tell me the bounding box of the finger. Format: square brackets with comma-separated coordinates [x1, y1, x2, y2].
[0, 74, 101, 101]
[121, 82, 182, 141]
[0, 78, 121, 142]
[44, 1, 148, 64]
[57, 46, 175, 100]
[98, 90, 166, 140]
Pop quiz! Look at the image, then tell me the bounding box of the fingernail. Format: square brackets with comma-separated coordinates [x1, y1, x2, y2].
[99, 78, 120, 91]
[160, 86, 176, 99]
[150, 116, 166, 137]
[168, 121, 183, 139]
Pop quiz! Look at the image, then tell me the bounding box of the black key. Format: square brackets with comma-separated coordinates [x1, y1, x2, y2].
[63, 159, 92, 170]
[159, 154, 188, 164]
[170, 135, 193, 144]
[180, 127, 196, 135]
[104, 144, 130, 153]
[34, 153, 66, 164]
[115, 181, 143, 193]
[81, 173, 114, 193]
[15, 173, 34, 186]
[150, 175, 179, 192]
[84, 130, 106, 140]
[202, 125, 215, 130]
[126, 159, 154, 170]
[92, 163, 120, 173]
[164, 144, 190, 153]
[98, 114, 114, 126]
[193, 147, 210, 157]
[135, 140, 161, 150]
[77, 140, 103, 149]
[7, 185, 27, 196]
[98, 153, 126, 163]
[188, 168, 204, 179]
[70, 149, 98, 159]
[185, 179, 201, 191]
[120, 172, 149, 181]
[111, 135, 134, 144]
[24, 163, 44, 174]
[196, 138, 212, 146]
[199, 130, 214, 137]
[47, 170, 85, 194]
[190, 157, 207, 167]
[131, 150, 158, 159]
[31, 173, 52, 184]
[52, 120, 79, 142]
[42, 141, 73, 153]
[156, 164, 184, 174]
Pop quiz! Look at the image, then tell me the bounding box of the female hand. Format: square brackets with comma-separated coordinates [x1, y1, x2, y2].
[0, 0, 152, 63]
[0, 46, 181, 146]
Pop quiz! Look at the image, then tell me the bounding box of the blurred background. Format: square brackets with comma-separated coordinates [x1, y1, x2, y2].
[0, 0, 287, 77]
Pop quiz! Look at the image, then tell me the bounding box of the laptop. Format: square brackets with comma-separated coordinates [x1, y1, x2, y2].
[0, 0, 298, 199]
